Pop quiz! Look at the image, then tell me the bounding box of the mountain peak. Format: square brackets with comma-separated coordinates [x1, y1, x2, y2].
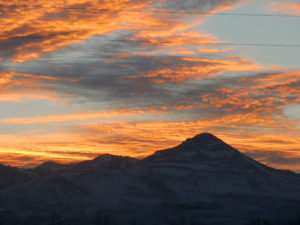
[74, 153, 140, 169]
[179, 133, 232, 149]
[146, 133, 238, 161]
[179, 133, 238, 156]
[184, 133, 222, 144]
[92, 153, 120, 161]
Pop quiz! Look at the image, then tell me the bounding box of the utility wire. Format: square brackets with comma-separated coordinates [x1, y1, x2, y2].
[0, 7, 300, 18]
[1, 36, 300, 48]
[70, 9, 300, 18]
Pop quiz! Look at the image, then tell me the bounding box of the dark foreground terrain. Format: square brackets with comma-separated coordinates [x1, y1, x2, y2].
[0, 133, 299, 225]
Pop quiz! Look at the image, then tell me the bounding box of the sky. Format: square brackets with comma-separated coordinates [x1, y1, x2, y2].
[0, 0, 300, 171]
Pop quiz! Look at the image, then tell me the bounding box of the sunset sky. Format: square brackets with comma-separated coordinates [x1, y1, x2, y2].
[1, 0, 300, 171]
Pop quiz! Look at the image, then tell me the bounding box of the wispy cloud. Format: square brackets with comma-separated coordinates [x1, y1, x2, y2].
[0, 0, 245, 62]
[1, 0, 300, 171]
[0, 107, 170, 124]
[269, 1, 300, 15]
[0, 71, 76, 102]
[126, 55, 261, 83]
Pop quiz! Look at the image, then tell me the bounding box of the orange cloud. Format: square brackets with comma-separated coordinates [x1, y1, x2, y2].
[127, 55, 261, 83]
[269, 2, 300, 15]
[0, 71, 77, 102]
[0, 71, 78, 82]
[1, 64, 299, 170]
[0, 89, 60, 102]
[1, 112, 299, 169]
[0, 0, 161, 62]
[0, 97, 300, 170]
[197, 47, 232, 53]
[131, 29, 219, 47]
[0, 0, 248, 62]
[0, 107, 170, 124]
[0, 151, 88, 167]
[2, 0, 300, 172]
[0, 130, 95, 167]
[74, 118, 300, 171]
[201, 69, 300, 113]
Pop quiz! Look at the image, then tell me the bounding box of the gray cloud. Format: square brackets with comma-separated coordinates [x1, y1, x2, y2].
[247, 150, 300, 166]
[0, 0, 246, 61]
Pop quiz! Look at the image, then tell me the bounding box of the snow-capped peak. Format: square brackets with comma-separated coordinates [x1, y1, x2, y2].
[181, 133, 224, 145]
[146, 133, 238, 161]
[178, 133, 237, 156]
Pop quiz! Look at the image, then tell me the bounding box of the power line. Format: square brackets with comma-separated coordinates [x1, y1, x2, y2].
[211, 42, 300, 48]
[0, 7, 300, 18]
[70, 9, 300, 18]
[1, 36, 300, 48]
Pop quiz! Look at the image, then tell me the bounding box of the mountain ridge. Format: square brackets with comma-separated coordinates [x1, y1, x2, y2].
[0, 133, 299, 225]
[0, 133, 296, 176]
[28, 133, 297, 177]
[29, 133, 300, 196]
[28, 133, 263, 168]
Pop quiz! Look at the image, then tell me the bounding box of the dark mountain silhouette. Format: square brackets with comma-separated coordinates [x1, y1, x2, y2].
[0, 164, 32, 187]
[71, 154, 140, 170]
[0, 133, 299, 225]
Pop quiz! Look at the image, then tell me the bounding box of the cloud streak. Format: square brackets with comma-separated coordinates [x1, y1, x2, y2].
[269, 1, 300, 15]
[1, 0, 300, 172]
[126, 55, 261, 83]
[0, 107, 170, 124]
[0, 0, 245, 62]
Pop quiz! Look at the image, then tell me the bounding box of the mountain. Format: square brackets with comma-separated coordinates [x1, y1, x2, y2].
[71, 154, 140, 170]
[0, 163, 32, 188]
[34, 161, 68, 175]
[144, 133, 300, 195]
[34, 154, 139, 174]
[0, 133, 299, 225]
[146, 133, 237, 161]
